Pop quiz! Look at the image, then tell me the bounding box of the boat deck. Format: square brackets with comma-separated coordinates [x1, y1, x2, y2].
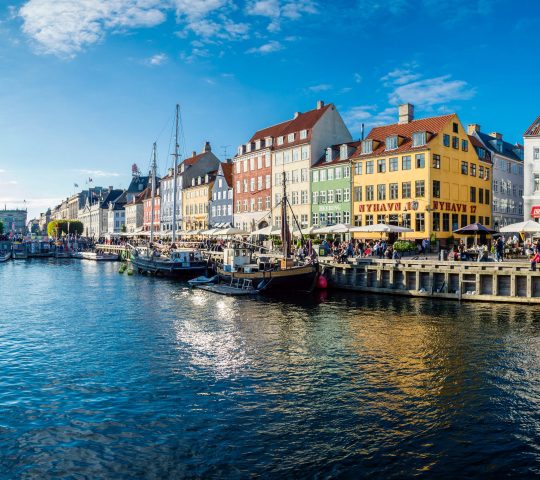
[194, 284, 259, 296]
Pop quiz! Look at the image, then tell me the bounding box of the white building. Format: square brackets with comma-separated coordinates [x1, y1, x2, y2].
[523, 115, 540, 221]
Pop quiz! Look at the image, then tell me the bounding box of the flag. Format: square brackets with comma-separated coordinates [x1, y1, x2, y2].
[89, 178, 93, 183]
[74, 183, 79, 188]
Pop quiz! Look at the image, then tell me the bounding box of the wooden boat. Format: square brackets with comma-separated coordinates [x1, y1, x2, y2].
[131, 248, 207, 276]
[0, 240, 12, 262]
[216, 172, 318, 294]
[79, 251, 118, 261]
[188, 275, 218, 286]
[194, 282, 260, 296]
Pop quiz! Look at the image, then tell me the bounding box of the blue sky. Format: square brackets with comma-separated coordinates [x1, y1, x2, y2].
[0, 0, 539, 219]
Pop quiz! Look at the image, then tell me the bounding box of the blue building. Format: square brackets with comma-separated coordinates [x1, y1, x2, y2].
[208, 161, 234, 228]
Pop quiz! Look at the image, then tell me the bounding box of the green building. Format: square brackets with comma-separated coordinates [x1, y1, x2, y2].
[310, 142, 359, 227]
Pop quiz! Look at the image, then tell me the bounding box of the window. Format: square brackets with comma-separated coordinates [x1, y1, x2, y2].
[377, 214, 385, 224]
[366, 160, 374, 174]
[461, 214, 467, 228]
[292, 170, 299, 183]
[265, 153, 271, 167]
[377, 184, 386, 200]
[284, 151, 291, 164]
[361, 139, 373, 154]
[354, 186, 362, 202]
[462, 139, 468, 152]
[257, 198, 262, 211]
[402, 182, 411, 198]
[287, 133, 295, 143]
[354, 215, 362, 227]
[292, 191, 299, 205]
[257, 176, 263, 190]
[534, 147, 540, 160]
[301, 190, 308, 204]
[277, 136, 284, 145]
[452, 136, 459, 149]
[389, 183, 398, 199]
[336, 167, 343, 180]
[535, 174, 540, 192]
[343, 211, 350, 224]
[402, 155, 411, 170]
[301, 146, 309, 160]
[319, 213, 326, 225]
[243, 199, 248, 212]
[312, 170, 319, 182]
[312, 191, 319, 204]
[415, 153, 425, 168]
[327, 168, 334, 181]
[479, 188, 484, 204]
[485, 168, 490, 180]
[433, 180, 440, 198]
[328, 190, 334, 203]
[377, 159, 386, 173]
[336, 189, 342, 203]
[344, 166, 350, 178]
[453, 122, 459, 133]
[292, 149, 299, 162]
[433, 212, 440, 231]
[266, 196, 271, 209]
[344, 188, 350, 201]
[432, 154, 441, 169]
[265, 175, 271, 189]
[366, 185, 374, 201]
[479, 165, 485, 179]
[312, 213, 318, 226]
[415, 180, 425, 197]
[250, 157, 255, 170]
[485, 217, 490, 226]
[443, 213, 450, 231]
[236, 180, 241, 193]
[386, 135, 398, 150]
[300, 129, 307, 140]
[443, 134, 450, 147]
[412, 131, 426, 147]
[415, 213, 425, 231]
[354, 162, 362, 175]
[470, 164, 476, 177]
[320, 169, 327, 182]
[470, 186, 476, 203]
[250, 178, 255, 192]
[461, 161, 468, 175]
[365, 214, 374, 226]
[389, 157, 398, 171]
[478, 148, 486, 159]
[320, 191, 327, 204]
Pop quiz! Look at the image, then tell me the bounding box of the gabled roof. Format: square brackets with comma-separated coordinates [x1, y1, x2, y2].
[247, 104, 333, 144]
[312, 140, 362, 169]
[126, 175, 150, 193]
[476, 131, 523, 162]
[100, 189, 124, 209]
[220, 162, 233, 187]
[351, 114, 455, 159]
[469, 135, 492, 163]
[524, 115, 540, 137]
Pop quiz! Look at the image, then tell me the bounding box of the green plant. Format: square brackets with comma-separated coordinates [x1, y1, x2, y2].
[393, 240, 416, 253]
[47, 220, 84, 237]
[430, 233, 436, 245]
[121, 224, 127, 233]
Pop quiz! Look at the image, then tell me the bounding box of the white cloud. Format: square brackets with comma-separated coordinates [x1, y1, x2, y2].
[354, 73, 362, 84]
[147, 52, 167, 65]
[246, 0, 280, 18]
[0, 169, 5, 173]
[173, 0, 228, 20]
[77, 169, 120, 177]
[389, 75, 475, 107]
[246, 0, 317, 32]
[19, 0, 167, 57]
[381, 67, 421, 86]
[308, 83, 332, 92]
[0, 180, 18, 185]
[246, 40, 283, 54]
[344, 105, 396, 133]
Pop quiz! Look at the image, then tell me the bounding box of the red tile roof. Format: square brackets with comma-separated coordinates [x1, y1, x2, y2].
[312, 140, 362, 168]
[524, 115, 540, 136]
[351, 114, 455, 159]
[220, 162, 233, 186]
[247, 104, 333, 144]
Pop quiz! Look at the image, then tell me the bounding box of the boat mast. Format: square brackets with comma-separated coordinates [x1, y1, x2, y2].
[150, 142, 157, 244]
[281, 171, 290, 258]
[172, 104, 180, 244]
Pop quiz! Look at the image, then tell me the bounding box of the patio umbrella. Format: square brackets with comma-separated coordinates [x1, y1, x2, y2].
[353, 223, 414, 233]
[210, 227, 247, 237]
[292, 225, 321, 237]
[499, 220, 540, 233]
[453, 222, 497, 246]
[249, 225, 282, 236]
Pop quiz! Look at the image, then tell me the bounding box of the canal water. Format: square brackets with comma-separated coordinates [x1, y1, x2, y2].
[0, 259, 539, 479]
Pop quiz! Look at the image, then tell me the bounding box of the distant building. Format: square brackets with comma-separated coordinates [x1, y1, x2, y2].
[468, 125, 524, 229]
[0, 207, 27, 234]
[208, 161, 234, 228]
[125, 191, 145, 234]
[183, 172, 216, 231]
[142, 186, 161, 234]
[523, 115, 540, 221]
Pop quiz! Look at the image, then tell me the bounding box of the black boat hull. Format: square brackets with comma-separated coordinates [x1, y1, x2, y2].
[131, 256, 207, 277]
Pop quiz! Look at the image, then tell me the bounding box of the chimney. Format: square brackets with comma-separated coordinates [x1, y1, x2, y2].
[109, 186, 113, 191]
[467, 124, 481, 135]
[398, 103, 414, 124]
[294, 111, 301, 119]
[192, 151, 196, 157]
[203, 141, 211, 152]
[490, 132, 503, 140]
[316, 100, 324, 110]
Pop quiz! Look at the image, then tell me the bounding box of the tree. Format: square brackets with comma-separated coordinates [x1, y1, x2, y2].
[47, 220, 84, 237]
[0, 221, 3, 235]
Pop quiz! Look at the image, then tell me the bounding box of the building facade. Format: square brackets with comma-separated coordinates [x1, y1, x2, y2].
[271, 101, 352, 229]
[310, 142, 358, 227]
[523, 115, 540, 221]
[0, 208, 27, 234]
[469, 125, 524, 229]
[142, 186, 161, 234]
[125, 192, 144, 234]
[183, 173, 215, 231]
[208, 161, 234, 227]
[160, 142, 220, 233]
[351, 104, 492, 244]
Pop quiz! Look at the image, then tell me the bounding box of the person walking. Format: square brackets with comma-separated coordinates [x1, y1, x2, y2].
[496, 236, 504, 262]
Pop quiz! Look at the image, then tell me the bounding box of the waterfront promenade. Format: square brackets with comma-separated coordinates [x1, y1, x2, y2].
[0, 259, 539, 478]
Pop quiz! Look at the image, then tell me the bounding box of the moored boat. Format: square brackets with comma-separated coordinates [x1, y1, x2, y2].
[79, 251, 118, 261]
[0, 240, 12, 262]
[131, 248, 207, 276]
[12, 242, 28, 260]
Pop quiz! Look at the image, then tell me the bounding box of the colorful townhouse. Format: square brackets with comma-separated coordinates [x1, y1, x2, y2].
[310, 141, 359, 227]
[523, 115, 540, 221]
[208, 161, 234, 228]
[182, 172, 216, 231]
[351, 104, 492, 245]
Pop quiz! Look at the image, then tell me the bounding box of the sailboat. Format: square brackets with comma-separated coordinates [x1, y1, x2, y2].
[130, 105, 208, 277]
[215, 172, 319, 293]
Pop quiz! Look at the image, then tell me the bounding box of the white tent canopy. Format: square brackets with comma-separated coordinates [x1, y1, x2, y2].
[210, 227, 247, 236]
[499, 220, 540, 233]
[249, 225, 282, 236]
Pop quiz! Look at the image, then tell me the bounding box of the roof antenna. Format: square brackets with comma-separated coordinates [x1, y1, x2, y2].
[361, 123, 365, 141]
[221, 145, 231, 160]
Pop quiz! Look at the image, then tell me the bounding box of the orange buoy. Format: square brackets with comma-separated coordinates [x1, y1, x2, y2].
[316, 274, 328, 290]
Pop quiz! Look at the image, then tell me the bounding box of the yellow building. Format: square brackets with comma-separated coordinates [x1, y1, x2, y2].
[182, 173, 215, 230]
[351, 104, 492, 245]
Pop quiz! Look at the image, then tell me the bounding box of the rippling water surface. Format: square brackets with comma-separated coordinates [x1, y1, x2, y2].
[1, 259, 539, 478]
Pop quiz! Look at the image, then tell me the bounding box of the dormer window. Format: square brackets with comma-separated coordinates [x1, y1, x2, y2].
[300, 129, 307, 140]
[255, 140, 261, 150]
[340, 144, 348, 160]
[478, 148, 486, 159]
[412, 131, 426, 147]
[277, 136, 284, 145]
[191, 178, 195, 186]
[361, 139, 373, 155]
[385, 135, 398, 150]
[246, 143, 252, 153]
[237, 146, 243, 156]
[288, 133, 295, 143]
[325, 147, 333, 163]
[266, 136, 273, 146]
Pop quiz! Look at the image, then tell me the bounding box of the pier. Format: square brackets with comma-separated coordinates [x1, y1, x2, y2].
[323, 258, 540, 304]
